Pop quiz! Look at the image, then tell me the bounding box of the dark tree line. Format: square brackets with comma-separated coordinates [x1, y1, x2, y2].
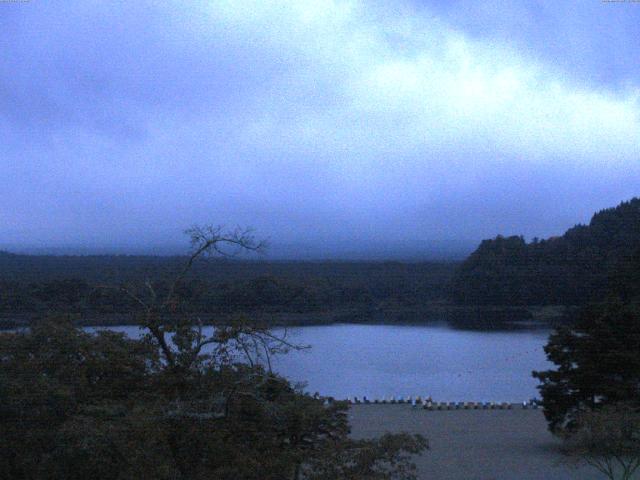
[0, 253, 455, 327]
[452, 198, 640, 306]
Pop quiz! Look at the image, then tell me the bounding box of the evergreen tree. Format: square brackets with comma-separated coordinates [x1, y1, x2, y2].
[533, 300, 640, 433]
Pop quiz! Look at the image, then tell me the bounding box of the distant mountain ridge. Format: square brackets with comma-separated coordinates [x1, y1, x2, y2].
[452, 198, 640, 305]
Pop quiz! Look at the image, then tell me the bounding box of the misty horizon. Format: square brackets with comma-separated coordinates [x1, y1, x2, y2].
[2, 1, 639, 258]
[0, 237, 473, 260]
[0, 194, 628, 260]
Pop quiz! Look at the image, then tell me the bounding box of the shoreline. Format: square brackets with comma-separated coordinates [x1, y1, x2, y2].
[0, 304, 568, 330]
[349, 405, 601, 480]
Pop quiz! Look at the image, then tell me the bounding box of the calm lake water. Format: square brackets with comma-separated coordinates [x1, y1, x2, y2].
[92, 323, 552, 402]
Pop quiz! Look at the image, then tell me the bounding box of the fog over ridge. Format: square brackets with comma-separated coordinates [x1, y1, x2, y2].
[2, 0, 639, 258]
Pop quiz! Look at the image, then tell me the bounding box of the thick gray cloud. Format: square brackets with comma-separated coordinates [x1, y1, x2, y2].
[411, 0, 640, 89]
[1, 0, 639, 258]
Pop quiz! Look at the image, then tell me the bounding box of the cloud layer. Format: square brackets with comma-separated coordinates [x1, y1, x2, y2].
[2, 0, 639, 257]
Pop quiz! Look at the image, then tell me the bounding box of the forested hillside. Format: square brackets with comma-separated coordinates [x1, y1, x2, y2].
[0, 253, 455, 326]
[452, 198, 640, 305]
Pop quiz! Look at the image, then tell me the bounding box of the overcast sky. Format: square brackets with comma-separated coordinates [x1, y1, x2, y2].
[1, 0, 639, 258]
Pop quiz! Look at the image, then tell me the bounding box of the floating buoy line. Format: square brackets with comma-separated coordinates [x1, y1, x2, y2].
[318, 394, 541, 410]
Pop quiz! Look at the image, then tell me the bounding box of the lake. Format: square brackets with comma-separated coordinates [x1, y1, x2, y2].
[92, 323, 552, 402]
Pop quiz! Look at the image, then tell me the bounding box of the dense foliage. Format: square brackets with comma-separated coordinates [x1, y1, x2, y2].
[0, 253, 454, 327]
[0, 318, 427, 479]
[452, 198, 640, 305]
[533, 300, 640, 433]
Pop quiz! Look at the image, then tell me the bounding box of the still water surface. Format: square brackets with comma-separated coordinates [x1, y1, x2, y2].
[95, 323, 552, 402]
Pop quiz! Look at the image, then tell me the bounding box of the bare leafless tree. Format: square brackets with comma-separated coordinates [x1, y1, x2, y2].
[97, 226, 303, 374]
[95, 226, 312, 423]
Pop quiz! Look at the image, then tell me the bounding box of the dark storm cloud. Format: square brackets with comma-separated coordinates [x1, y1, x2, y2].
[1, 0, 639, 257]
